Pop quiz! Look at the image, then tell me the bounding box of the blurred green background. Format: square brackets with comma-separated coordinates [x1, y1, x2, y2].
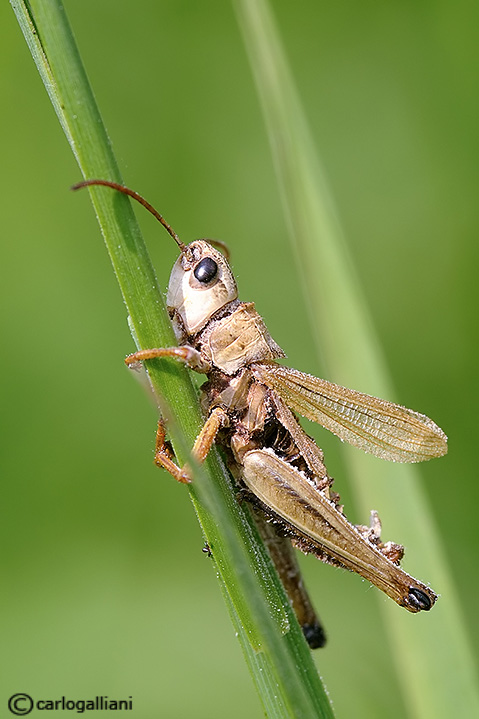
[1, 2, 478, 717]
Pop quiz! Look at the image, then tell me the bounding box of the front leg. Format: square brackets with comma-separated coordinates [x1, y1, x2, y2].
[125, 344, 223, 481]
[125, 345, 211, 373]
[154, 406, 229, 484]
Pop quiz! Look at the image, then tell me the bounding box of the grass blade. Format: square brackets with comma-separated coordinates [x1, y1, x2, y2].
[11, 0, 335, 715]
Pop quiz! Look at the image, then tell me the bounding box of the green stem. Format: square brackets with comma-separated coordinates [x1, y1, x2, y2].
[11, 1, 334, 716]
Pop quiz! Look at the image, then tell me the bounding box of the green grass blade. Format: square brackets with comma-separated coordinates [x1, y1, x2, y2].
[11, 1, 335, 716]
[234, 0, 479, 717]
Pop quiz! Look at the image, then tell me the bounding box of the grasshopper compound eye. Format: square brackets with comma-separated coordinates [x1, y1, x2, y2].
[194, 257, 218, 284]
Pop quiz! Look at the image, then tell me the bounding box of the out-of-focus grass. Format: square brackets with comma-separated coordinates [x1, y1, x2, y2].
[235, 1, 479, 717]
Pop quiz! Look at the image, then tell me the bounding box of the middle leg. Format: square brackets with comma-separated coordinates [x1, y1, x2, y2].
[154, 406, 229, 483]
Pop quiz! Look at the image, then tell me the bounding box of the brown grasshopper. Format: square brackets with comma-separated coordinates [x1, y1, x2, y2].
[74, 179, 448, 648]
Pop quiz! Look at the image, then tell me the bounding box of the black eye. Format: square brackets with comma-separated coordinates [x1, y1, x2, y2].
[194, 257, 218, 284]
[408, 587, 433, 611]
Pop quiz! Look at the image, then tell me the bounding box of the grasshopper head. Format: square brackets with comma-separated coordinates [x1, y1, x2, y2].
[71, 180, 237, 337]
[167, 240, 238, 336]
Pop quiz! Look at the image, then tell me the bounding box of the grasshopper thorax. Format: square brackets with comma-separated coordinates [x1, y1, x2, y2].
[167, 240, 238, 337]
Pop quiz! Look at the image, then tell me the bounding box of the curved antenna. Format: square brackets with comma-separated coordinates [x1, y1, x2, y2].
[202, 238, 231, 261]
[71, 179, 187, 252]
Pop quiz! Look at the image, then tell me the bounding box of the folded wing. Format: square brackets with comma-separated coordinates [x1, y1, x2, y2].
[252, 363, 447, 463]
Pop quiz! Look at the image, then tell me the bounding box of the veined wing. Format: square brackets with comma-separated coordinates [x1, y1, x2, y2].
[252, 363, 447, 463]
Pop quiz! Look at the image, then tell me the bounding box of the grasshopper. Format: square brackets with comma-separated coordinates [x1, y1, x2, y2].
[74, 179, 448, 648]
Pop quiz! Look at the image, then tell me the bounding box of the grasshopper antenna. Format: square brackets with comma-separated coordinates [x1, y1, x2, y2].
[71, 179, 187, 252]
